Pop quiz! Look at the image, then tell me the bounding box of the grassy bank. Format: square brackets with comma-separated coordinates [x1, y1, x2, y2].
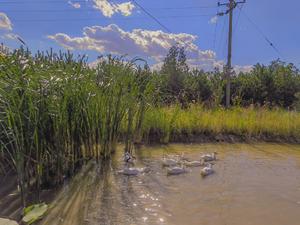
[142, 105, 300, 143]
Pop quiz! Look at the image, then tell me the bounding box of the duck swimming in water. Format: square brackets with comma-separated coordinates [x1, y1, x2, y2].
[200, 163, 214, 177]
[119, 167, 140, 176]
[124, 151, 136, 164]
[167, 166, 187, 176]
[118, 167, 150, 176]
[162, 157, 179, 167]
[201, 152, 217, 162]
[183, 160, 204, 167]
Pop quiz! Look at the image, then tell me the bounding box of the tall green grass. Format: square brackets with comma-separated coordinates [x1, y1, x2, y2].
[142, 105, 300, 143]
[0, 49, 152, 206]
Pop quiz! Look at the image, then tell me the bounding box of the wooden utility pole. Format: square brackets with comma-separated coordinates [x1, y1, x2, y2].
[218, 0, 246, 108]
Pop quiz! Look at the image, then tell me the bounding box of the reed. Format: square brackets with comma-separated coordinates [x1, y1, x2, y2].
[143, 105, 300, 143]
[0, 49, 152, 207]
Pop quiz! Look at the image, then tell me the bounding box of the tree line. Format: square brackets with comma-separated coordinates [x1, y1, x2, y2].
[155, 46, 300, 110]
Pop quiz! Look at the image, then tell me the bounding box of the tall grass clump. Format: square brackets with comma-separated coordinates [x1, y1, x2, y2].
[0, 49, 153, 207]
[143, 105, 300, 143]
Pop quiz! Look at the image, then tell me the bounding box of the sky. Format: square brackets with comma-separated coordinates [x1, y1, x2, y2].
[0, 0, 299, 71]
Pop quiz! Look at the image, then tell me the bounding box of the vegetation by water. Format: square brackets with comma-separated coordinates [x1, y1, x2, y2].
[0, 46, 299, 210]
[0, 48, 153, 207]
[142, 105, 300, 143]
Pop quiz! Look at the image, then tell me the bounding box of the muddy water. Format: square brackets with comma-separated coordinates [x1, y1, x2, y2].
[40, 143, 300, 225]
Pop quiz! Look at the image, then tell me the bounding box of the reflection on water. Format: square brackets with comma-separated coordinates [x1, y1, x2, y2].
[41, 143, 300, 225]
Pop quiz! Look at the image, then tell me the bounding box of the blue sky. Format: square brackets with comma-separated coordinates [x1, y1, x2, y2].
[0, 0, 299, 70]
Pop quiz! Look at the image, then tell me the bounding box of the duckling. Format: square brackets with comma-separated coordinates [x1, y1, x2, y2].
[124, 151, 136, 164]
[139, 167, 151, 173]
[119, 167, 140, 176]
[178, 152, 190, 161]
[162, 158, 179, 167]
[118, 166, 150, 176]
[183, 160, 204, 167]
[167, 166, 187, 176]
[201, 152, 217, 162]
[200, 163, 214, 177]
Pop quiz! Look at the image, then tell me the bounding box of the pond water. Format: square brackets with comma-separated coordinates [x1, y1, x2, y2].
[40, 143, 300, 225]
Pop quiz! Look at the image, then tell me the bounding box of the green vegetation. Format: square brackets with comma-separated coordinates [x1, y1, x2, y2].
[142, 105, 300, 143]
[0, 48, 152, 207]
[0, 46, 299, 209]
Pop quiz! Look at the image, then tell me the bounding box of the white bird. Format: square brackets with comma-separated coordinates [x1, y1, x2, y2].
[201, 152, 217, 162]
[119, 167, 139, 176]
[118, 167, 150, 176]
[200, 164, 214, 177]
[167, 166, 187, 176]
[183, 160, 204, 167]
[124, 152, 135, 164]
[162, 158, 178, 167]
[139, 167, 151, 173]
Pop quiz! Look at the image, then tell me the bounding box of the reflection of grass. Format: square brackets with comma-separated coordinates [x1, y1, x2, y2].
[142, 105, 300, 142]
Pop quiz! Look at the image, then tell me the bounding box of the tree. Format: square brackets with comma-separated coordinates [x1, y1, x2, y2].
[160, 45, 189, 106]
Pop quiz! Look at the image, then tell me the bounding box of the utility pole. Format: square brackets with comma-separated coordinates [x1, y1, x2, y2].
[217, 0, 246, 108]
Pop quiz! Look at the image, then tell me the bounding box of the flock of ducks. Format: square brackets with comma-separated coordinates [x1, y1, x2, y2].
[163, 152, 217, 177]
[119, 151, 218, 177]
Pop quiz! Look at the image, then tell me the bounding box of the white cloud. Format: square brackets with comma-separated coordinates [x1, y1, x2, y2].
[0, 12, 13, 30]
[48, 24, 252, 71]
[2, 33, 18, 40]
[209, 16, 218, 24]
[68, 1, 81, 9]
[234, 65, 253, 73]
[92, 0, 135, 17]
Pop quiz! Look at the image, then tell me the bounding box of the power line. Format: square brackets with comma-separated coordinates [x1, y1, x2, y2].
[131, 0, 172, 32]
[10, 14, 214, 23]
[212, 17, 218, 51]
[233, 4, 244, 34]
[130, 0, 206, 55]
[2, 7, 217, 13]
[0, 0, 217, 10]
[0, 0, 216, 5]
[217, 16, 227, 56]
[240, 9, 284, 58]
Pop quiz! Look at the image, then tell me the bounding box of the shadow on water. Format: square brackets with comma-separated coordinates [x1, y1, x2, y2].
[40, 143, 300, 225]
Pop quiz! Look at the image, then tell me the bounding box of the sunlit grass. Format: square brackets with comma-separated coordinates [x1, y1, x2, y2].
[143, 105, 300, 142]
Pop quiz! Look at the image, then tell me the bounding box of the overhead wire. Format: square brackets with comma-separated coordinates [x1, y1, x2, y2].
[0, 0, 216, 7]
[130, 0, 209, 52]
[240, 8, 284, 58]
[233, 4, 244, 34]
[212, 5, 220, 51]
[212, 19, 218, 51]
[131, 0, 172, 32]
[217, 15, 227, 58]
[10, 14, 215, 23]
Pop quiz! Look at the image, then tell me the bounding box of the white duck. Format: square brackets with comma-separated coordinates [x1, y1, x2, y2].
[201, 152, 217, 162]
[124, 151, 136, 164]
[167, 166, 187, 176]
[200, 164, 214, 177]
[119, 167, 140, 176]
[162, 157, 179, 167]
[118, 167, 150, 176]
[183, 160, 204, 167]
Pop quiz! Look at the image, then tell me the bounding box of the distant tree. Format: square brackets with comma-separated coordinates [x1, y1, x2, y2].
[160, 45, 189, 106]
[232, 60, 300, 108]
